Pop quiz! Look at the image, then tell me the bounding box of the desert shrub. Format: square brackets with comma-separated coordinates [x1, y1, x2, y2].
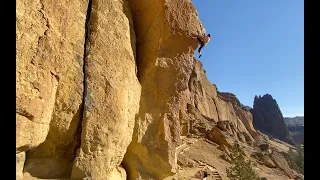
[285, 145, 304, 174]
[226, 144, 260, 180]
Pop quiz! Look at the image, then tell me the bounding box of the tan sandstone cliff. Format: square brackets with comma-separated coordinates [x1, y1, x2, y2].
[70, 0, 141, 179]
[17, 0, 88, 178]
[17, 0, 140, 179]
[16, 0, 297, 180]
[122, 0, 204, 179]
[185, 59, 258, 141]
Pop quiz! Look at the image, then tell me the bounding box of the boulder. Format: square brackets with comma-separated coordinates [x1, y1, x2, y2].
[255, 135, 270, 151]
[252, 150, 275, 168]
[261, 155, 276, 168]
[217, 144, 230, 156]
[177, 153, 198, 168]
[269, 151, 296, 178]
[259, 143, 269, 152]
[206, 127, 233, 148]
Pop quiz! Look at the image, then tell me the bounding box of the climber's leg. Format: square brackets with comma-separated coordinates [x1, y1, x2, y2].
[198, 42, 204, 58]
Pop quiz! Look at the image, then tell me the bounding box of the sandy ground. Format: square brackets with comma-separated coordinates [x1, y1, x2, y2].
[166, 138, 293, 180]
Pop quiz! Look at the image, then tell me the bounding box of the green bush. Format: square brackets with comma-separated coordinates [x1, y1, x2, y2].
[226, 144, 260, 180]
[285, 145, 304, 174]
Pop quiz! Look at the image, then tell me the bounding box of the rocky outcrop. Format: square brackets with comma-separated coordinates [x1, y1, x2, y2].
[186, 59, 257, 142]
[122, 1, 204, 179]
[17, 0, 140, 179]
[188, 60, 219, 122]
[108, 166, 127, 180]
[186, 104, 216, 136]
[216, 121, 251, 143]
[17, 0, 88, 178]
[206, 127, 233, 148]
[71, 0, 141, 179]
[251, 94, 295, 145]
[251, 151, 276, 168]
[270, 151, 296, 179]
[260, 155, 276, 168]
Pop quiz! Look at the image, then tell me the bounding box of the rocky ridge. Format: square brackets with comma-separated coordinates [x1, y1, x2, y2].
[284, 116, 304, 126]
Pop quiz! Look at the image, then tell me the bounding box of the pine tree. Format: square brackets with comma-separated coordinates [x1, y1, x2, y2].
[226, 144, 260, 180]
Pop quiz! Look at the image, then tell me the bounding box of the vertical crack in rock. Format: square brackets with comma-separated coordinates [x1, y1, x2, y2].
[71, 1, 142, 178]
[73, 0, 93, 159]
[212, 97, 220, 121]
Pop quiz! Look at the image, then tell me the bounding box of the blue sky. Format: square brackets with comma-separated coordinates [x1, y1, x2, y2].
[191, 0, 304, 117]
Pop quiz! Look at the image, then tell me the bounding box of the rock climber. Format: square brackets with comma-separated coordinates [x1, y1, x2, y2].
[196, 32, 211, 58]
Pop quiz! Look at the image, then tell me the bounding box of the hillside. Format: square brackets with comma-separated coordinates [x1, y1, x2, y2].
[284, 116, 304, 126]
[287, 125, 304, 145]
[284, 116, 304, 145]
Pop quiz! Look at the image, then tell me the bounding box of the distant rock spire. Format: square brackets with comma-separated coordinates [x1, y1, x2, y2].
[251, 94, 295, 145]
